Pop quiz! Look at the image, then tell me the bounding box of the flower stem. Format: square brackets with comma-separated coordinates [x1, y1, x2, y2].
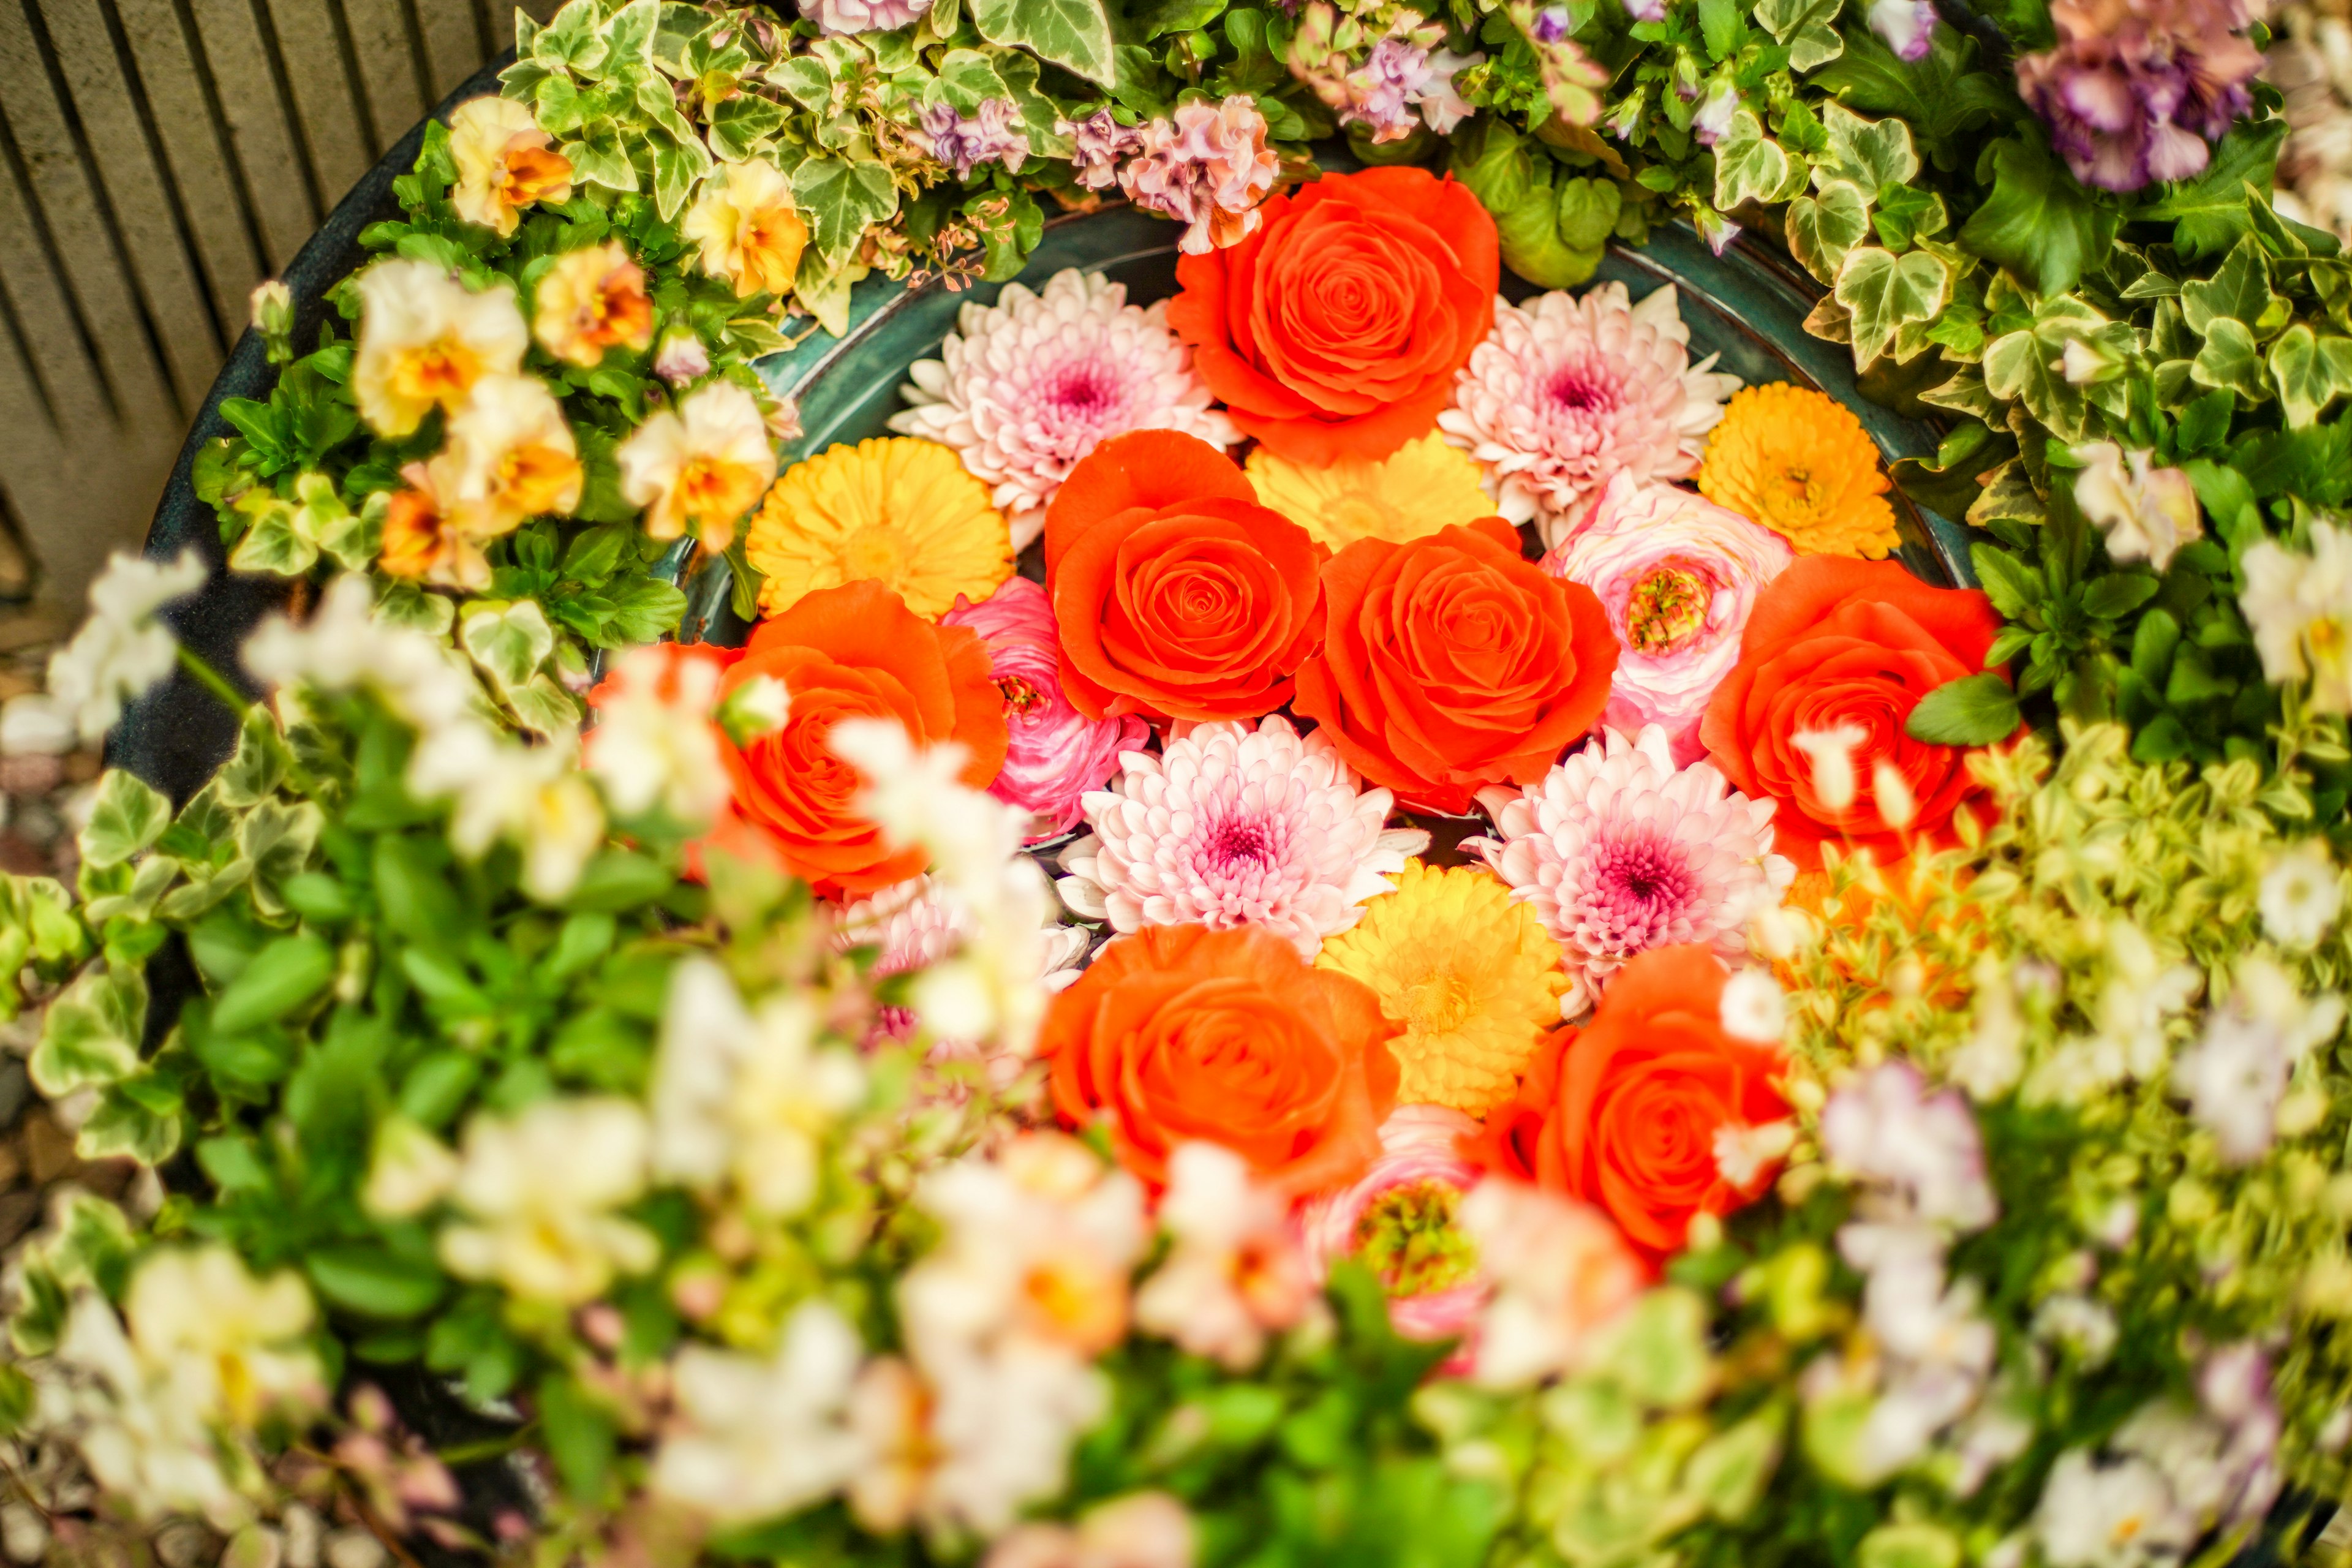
[176, 644, 252, 718]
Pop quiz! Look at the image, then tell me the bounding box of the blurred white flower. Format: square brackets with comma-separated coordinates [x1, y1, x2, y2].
[351, 258, 527, 437]
[1134, 1142, 1314, 1372]
[438, 1097, 658, 1303]
[1820, 1061, 1997, 1231]
[2244, 521, 2352, 713]
[2034, 1292, 2120, 1365]
[1719, 968, 1785, 1042]
[43, 1295, 246, 1526]
[2071, 443, 2202, 573]
[34, 549, 205, 746]
[653, 1300, 865, 1524]
[126, 1247, 322, 1428]
[2260, 840, 2342, 949]
[1948, 954, 2026, 1101]
[426, 372, 583, 538]
[2035, 1450, 2195, 1568]
[984, 1491, 1197, 1568]
[440, 734, 605, 902]
[2172, 958, 2345, 1165]
[1790, 724, 1865, 813]
[649, 958, 864, 1216]
[616, 379, 777, 549]
[1713, 1118, 1795, 1188]
[584, 645, 734, 826]
[361, 1115, 460, 1219]
[1457, 1177, 1646, 1389]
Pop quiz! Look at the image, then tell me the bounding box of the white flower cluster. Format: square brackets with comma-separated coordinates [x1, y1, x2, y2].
[1, 548, 206, 755]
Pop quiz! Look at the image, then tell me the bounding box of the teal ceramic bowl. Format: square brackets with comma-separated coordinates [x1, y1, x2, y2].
[669, 205, 1973, 645]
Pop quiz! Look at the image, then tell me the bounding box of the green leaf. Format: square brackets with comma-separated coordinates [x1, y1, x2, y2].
[78, 771, 171, 871]
[1698, 0, 1741, 58]
[2081, 573, 2160, 619]
[1835, 246, 1947, 367]
[970, 0, 1114, 85]
[1786, 179, 1871, 284]
[78, 1087, 182, 1166]
[226, 494, 316, 577]
[2131, 606, 2182, 681]
[2180, 236, 2278, 336]
[1712, 110, 1801, 213]
[2266, 323, 2352, 428]
[1751, 0, 1843, 70]
[461, 600, 557, 693]
[1859, 1524, 1963, 1568]
[1809, 26, 2007, 166]
[540, 1374, 619, 1500]
[2141, 119, 2286, 265]
[2191, 317, 2266, 404]
[208, 935, 333, 1036]
[1684, 1406, 1784, 1521]
[791, 154, 900, 266]
[1817, 102, 1917, 191]
[31, 967, 147, 1096]
[1905, 673, 2022, 743]
[1969, 542, 2042, 618]
[1958, 137, 2119, 298]
[1983, 325, 2092, 443]
[307, 1246, 445, 1320]
[930, 48, 1009, 113]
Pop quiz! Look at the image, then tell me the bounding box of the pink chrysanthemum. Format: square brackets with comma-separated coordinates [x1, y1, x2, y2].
[890, 269, 1238, 550]
[1438, 282, 1741, 549]
[941, 576, 1148, 843]
[1543, 471, 1793, 765]
[1056, 715, 1430, 959]
[1300, 1106, 1490, 1354]
[1469, 725, 1793, 1016]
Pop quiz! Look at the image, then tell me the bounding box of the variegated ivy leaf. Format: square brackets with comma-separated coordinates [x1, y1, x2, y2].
[1711, 111, 1803, 214]
[30, 965, 147, 1098]
[293, 472, 378, 573]
[1787, 179, 1871, 285]
[1815, 104, 1917, 193]
[971, 0, 1115, 86]
[77, 1076, 184, 1167]
[509, 675, 585, 739]
[462, 600, 559, 694]
[1967, 461, 2048, 529]
[8, 1191, 134, 1357]
[1684, 1407, 1782, 1523]
[998, 51, 1074, 160]
[709, 95, 788, 163]
[1752, 0, 1843, 70]
[2266, 323, 2352, 427]
[216, 709, 290, 810]
[2192, 317, 2267, 404]
[227, 491, 313, 578]
[1802, 294, 1853, 345]
[2180, 236, 2280, 338]
[236, 797, 323, 922]
[793, 255, 855, 339]
[78, 771, 171, 872]
[1836, 246, 1948, 368]
[1985, 326, 2093, 444]
[377, 580, 458, 637]
[79, 857, 180, 929]
[1922, 369, 2000, 423]
[932, 48, 1011, 114]
[794, 154, 900, 267]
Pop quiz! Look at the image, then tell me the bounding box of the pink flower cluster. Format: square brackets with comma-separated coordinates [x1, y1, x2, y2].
[1059, 98, 1279, 254]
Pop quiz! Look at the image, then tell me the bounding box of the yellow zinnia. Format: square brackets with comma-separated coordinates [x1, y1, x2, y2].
[1245, 433, 1496, 552]
[1316, 860, 1565, 1115]
[1697, 382, 1901, 559]
[745, 437, 1012, 620]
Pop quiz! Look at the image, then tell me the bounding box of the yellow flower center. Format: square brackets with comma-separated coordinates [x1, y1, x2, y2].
[391, 341, 481, 410]
[1020, 1256, 1126, 1354]
[2310, 616, 2346, 663]
[1402, 970, 1477, 1036]
[1626, 564, 1710, 654]
[1328, 490, 1403, 541]
[496, 443, 578, 519]
[840, 524, 913, 583]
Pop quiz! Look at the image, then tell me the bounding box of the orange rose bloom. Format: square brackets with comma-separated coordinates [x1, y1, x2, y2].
[1471, 946, 1787, 1262]
[704, 581, 1007, 898]
[1293, 518, 1618, 815]
[1039, 924, 1402, 1197]
[1045, 429, 1325, 723]
[1168, 167, 1499, 464]
[1699, 557, 2014, 871]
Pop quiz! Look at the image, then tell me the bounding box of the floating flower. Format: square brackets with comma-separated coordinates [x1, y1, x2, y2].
[1300, 1105, 1490, 1344]
[1455, 1177, 1646, 1388]
[940, 576, 1147, 842]
[426, 372, 582, 538]
[924, 99, 1029, 180]
[1543, 472, 1793, 763]
[351, 258, 527, 437]
[2241, 520, 2352, 714]
[1039, 923, 1401, 1196]
[584, 643, 736, 826]
[837, 873, 1089, 1052]
[1698, 382, 1899, 559]
[532, 241, 654, 368]
[1244, 433, 1495, 553]
[437, 1096, 660, 1305]
[1057, 715, 1425, 959]
[1119, 96, 1280, 255]
[2014, 0, 2261, 192]
[1437, 282, 1739, 545]
[376, 462, 488, 590]
[653, 1300, 865, 1525]
[1134, 1142, 1317, 1370]
[2171, 959, 2345, 1166]
[616, 379, 777, 549]
[1469, 726, 1792, 1016]
[124, 1247, 323, 1429]
[2260, 841, 2342, 949]
[802, 0, 929, 32]
[36, 548, 205, 746]
[447, 95, 571, 236]
[684, 158, 808, 299]
[1315, 861, 1565, 1114]
[745, 437, 1012, 619]
[2073, 441, 2202, 571]
[889, 270, 1237, 551]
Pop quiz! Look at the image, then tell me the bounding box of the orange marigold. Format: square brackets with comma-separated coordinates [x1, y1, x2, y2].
[1697, 383, 1899, 559]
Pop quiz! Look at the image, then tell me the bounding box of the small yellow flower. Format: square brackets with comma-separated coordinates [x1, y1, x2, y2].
[448, 95, 572, 237]
[1316, 860, 1565, 1115]
[429, 372, 583, 538]
[616, 380, 778, 549]
[1698, 382, 1899, 559]
[377, 462, 491, 590]
[684, 159, 809, 300]
[1245, 433, 1496, 552]
[533, 241, 654, 368]
[351, 257, 528, 437]
[746, 437, 1012, 619]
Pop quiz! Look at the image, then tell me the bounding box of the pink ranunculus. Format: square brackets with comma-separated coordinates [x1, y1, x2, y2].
[1299, 1106, 1490, 1353]
[1542, 472, 1793, 765]
[941, 576, 1150, 843]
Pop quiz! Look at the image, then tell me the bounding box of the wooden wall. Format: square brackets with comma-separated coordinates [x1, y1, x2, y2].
[0, 0, 546, 612]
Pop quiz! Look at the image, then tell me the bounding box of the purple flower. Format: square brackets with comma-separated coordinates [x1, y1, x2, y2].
[940, 576, 1148, 842]
[1867, 0, 1938, 59]
[1692, 78, 1739, 145]
[2015, 0, 2261, 192]
[921, 97, 1029, 181]
[1118, 96, 1279, 254]
[801, 0, 928, 33]
[1057, 107, 1140, 192]
[1532, 4, 1572, 40]
[1336, 37, 1432, 141]
[1623, 0, 1667, 24]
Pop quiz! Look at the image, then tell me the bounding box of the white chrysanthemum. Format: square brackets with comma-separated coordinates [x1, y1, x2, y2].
[1438, 282, 1740, 545]
[1469, 725, 1792, 1016]
[1056, 715, 1428, 959]
[889, 269, 1238, 550]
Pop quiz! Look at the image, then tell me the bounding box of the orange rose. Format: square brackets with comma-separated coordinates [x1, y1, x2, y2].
[704, 580, 1007, 898]
[1699, 557, 2015, 871]
[1168, 167, 1499, 464]
[1045, 429, 1325, 723]
[1292, 518, 1618, 815]
[1472, 946, 1787, 1262]
[1039, 924, 1401, 1196]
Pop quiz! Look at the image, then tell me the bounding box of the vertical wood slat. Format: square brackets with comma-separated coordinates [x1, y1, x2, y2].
[111, 0, 266, 330]
[412, 0, 477, 98]
[342, 0, 426, 156]
[0, 148, 108, 434]
[36, 0, 226, 405]
[259, 0, 369, 201]
[181, 0, 316, 266]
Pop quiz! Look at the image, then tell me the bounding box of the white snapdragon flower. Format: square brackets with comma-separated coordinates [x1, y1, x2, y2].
[648, 958, 864, 1216]
[2260, 840, 2342, 949]
[2071, 443, 2202, 573]
[437, 1097, 658, 1304]
[584, 645, 735, 826]
[1456, 1176, 1647, 1390]
[9, 549, 206, 749]
[2241, 521, 2352, 714]
[440, 733, 605, 902]
[2033, 1292, 2120, 1366]
[2171, 958, 2346, 1165]
[653, 1300, 865, 1524]
[2035, 1450, 2192, 1568]
[1133, 1142, 1314, 1373]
